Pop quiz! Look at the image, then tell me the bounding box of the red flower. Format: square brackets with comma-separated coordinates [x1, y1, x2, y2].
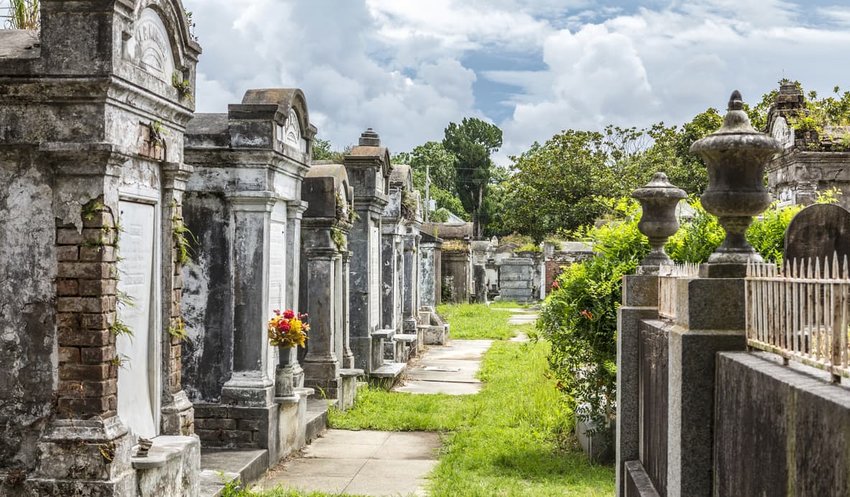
[283, 310, 295, 319]
[552, 281, 560, 290]
[278, 320, 291, 331]
[580, 309, 593, 320]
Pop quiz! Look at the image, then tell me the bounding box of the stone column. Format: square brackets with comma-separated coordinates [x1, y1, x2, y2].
[615, 274, 659, 497]
[402, 233, 419, 333]
[341, 250, 355, 368]
[286, 202, 308, 388]
[220, 194, 276, 407]
[302, 250, 341, 392]
[160, 162, 195, 436]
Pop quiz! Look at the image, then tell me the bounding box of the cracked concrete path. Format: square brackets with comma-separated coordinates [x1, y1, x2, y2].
[257, 430, 440, 496]
[393, 339, 493, 395]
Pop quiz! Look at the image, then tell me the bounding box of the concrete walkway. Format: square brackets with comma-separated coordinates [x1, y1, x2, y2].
[257, 430, 440, 496]
[393, 339, 493, 395]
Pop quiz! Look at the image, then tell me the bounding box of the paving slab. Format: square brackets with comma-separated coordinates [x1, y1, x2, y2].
[394, 339, 493, 395]
[257, 430, 439, 496]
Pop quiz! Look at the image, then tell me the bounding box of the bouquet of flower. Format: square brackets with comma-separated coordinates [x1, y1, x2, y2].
[268, 309, 309, 348]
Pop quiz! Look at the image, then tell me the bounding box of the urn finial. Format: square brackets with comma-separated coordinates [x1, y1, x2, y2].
[690, 91, 782, 277]
[632, 172, 687, 272]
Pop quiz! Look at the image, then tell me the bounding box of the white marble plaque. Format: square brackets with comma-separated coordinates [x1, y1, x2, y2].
[267, 219, 286, 377]
[133, 8, 176, 82]
[116, 201, 161, 439]
[370, 225, 381, 326]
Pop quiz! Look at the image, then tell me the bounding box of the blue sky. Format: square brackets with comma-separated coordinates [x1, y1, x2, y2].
[184, 0, 850, 163]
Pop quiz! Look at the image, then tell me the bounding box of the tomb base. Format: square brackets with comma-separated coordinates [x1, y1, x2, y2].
[220, 372, 275, 408]
[193, 403, 281, 466]
[26, 417, 135, 497]
[132, 436, 201, 497]
[161, 390, 195, 436]
[338, 369, 364, 411]
[275, 388, 313, 459]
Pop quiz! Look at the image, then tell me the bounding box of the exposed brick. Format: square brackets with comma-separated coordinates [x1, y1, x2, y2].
[58, 397, 110, 417]
[195, 418, 237, 430]
[81, 312, 115, 330]
[58, 347, 80, 363]
[80, 346, 115, 364]
[80, 245, 116, 262]
[57, 279, 79, 297]
[82, 228, 115, 246]
[79, 279, 117, 297]
[81, 210, 112, 229]
[56, 228, 83, 245]
[57, 313, 81, 329]
[80, 296, 116, 313]
[57, 297, 82, 313]
[60, 363, 111, 382]
[58, 328, 112, 347]
[56, 246, 80, 262]
[58, 262, 113, 279]
[58, 380, 116, 398]
[237, 419, 261, 432]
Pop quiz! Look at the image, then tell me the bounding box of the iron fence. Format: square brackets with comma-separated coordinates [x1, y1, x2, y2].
[746, 256, 850, 383]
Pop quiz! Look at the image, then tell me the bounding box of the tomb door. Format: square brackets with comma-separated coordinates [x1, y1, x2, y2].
[116, 199, 162, 439]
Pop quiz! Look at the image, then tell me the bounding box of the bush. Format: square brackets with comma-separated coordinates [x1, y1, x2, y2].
[539, 197, 806, 431]
[537, 199, 648, 430]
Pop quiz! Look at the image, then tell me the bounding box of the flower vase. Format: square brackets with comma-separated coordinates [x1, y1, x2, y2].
[275, 346, 295, 398]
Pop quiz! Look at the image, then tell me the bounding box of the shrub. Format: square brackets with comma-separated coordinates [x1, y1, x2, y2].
[537, 199, 648, 430]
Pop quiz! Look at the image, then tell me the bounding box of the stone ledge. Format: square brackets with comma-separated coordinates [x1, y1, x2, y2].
[393, 334, 417, 343]
[340, 368, 365, 378]
[372, 329, 395, 340]
[131, 436, 198, 469]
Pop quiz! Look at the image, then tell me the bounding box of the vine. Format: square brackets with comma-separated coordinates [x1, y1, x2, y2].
[171, 72, 194, 104]
[172, 206, 197, 265]
[331, 227, 347, 251]
[401, 189, 417, 221]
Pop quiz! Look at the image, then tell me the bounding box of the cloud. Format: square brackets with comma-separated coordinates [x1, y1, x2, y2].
[184, 0, 482, 153]
[493, 2, 850, 162]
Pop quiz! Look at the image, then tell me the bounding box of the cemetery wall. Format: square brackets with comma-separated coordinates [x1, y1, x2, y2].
[714, 352, 850, 497]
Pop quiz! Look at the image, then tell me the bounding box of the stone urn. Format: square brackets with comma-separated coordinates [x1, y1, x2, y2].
[631, 172, 687, 270]
[690, 91, 781, 268]
[275, 346, 297, 399]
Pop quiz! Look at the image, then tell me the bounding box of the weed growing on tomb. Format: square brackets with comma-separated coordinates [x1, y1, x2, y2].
[330, 227, 347, 252]
[168, 317, 188, 341]
[172, 210, 197, 265]
[8, 0, 39, 30]
[172, 72, 194, 103]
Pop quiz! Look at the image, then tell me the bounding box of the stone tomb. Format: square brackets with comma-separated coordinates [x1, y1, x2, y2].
[181, 89, 316, 467]
[380, 164, 423, 362]
[299, 163, 363, 409]
[0, 2, 202, 495]
[418, 232, 449, 345]
[498, 256, 537, 303]
[344, 129, 406, 383]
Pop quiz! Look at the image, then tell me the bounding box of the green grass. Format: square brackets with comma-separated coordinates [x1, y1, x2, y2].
[436, 302, 532, 340]
[239, 304, 614, 497]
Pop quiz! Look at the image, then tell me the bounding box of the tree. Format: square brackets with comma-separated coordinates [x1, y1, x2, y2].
[313, 137, 346, 162]
[442, 118, 503, 238]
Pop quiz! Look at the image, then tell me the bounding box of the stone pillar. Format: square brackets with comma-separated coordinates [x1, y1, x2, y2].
[220, 195, 276, 407]
[344, 129, 395, 377]
[286, 202, 308, 389]
[160, 162, 196, 436]
[341, 251, 355, 369]
[301, 250, 341, 394]
[615, 274, 659, 497]
[402, 232, 419, 333]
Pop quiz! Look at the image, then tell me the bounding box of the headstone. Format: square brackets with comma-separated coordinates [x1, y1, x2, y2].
[784, 204, 850, 266]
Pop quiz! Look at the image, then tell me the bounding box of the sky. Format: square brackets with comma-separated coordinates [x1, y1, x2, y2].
[183, 0, 850, 164]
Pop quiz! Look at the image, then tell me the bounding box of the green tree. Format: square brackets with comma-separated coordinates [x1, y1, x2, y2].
[443, 118, 503, 238]
[313, 137, 347, 162]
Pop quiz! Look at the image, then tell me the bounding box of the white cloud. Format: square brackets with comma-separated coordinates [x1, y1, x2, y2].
[494, 2, 850, 162]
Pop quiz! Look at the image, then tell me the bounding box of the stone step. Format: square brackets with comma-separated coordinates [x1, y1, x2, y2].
[199, 448, 269, 497]
[305, 398, 329, 443]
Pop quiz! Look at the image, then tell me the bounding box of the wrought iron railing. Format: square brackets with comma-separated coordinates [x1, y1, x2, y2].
[746, 256, 850, 383]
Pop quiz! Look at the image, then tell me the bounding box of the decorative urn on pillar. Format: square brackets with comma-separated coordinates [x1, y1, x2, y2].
[631, 172, 687, 271]
[691, 90, 781, 274]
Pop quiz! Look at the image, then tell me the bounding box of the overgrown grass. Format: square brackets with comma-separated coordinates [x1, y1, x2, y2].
[241, 304, 614, 497]
[436, 302, 531, 339]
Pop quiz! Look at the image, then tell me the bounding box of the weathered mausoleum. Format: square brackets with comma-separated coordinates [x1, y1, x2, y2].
[0, 1, 203, 495]
[181, 89, 317, 469]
